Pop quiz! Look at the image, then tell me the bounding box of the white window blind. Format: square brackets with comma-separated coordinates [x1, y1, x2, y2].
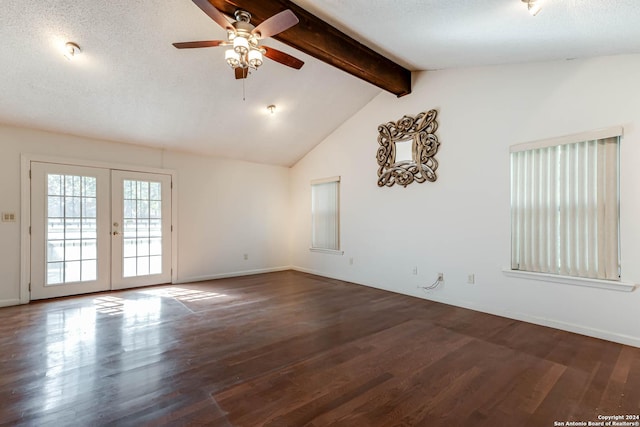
[510, 131, 620, 280]
[311, 177, 340, 251]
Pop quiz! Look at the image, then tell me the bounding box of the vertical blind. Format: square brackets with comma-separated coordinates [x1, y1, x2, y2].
[510, 135, 619, 280]
[311, 177, 340, 250]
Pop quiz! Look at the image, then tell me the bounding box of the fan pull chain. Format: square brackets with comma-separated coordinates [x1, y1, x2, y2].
[243, 76, 246, 101]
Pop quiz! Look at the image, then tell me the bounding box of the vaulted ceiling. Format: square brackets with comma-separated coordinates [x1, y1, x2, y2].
[2, 0, 640, 166]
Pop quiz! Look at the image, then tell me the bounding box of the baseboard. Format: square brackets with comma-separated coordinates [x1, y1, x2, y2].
[423, 293, 640, 349]
[290, 266, 640, 348]
[292, 266, 350, 282]
[0, 298, 22, 308]
[175, 266, 292, 284]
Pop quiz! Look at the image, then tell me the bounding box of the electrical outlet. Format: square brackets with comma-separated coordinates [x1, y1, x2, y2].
[243, 253, 248, 260]
[467, 274, 475, 284]
[349, 257, 354, 265]
[437, 272, 444, 281]
[412, 266, 418, 275]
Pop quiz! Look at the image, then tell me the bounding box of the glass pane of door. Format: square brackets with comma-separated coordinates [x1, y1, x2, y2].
[46, 174, 98, 284]
[122, 179, 163, 277]
[111, 170, 172, 289]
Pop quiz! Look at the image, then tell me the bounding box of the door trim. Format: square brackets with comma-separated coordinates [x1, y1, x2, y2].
[20, 153, 178, 303]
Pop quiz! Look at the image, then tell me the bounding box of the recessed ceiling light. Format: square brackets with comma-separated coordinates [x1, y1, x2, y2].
[63, 42, 81, 60]
[521, 0, 542, 16]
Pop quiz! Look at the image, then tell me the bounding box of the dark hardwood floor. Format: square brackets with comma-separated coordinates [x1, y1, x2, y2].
[0, 271, 638, 426]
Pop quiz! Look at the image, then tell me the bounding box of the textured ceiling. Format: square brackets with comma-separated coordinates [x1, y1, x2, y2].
[292, 0, 640, 71]
[1, 1, 640, 166]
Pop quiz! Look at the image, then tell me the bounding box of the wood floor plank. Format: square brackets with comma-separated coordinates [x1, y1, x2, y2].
[216, 321, 471, 426]
[0, 270, 638, 426]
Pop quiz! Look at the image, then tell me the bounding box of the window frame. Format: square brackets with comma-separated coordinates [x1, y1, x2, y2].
[506, 126, 635, 292]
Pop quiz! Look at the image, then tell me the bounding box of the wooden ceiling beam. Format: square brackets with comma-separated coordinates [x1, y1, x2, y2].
[207, 0, 412, 97]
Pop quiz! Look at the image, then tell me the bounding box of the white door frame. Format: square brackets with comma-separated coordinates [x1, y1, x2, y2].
[20, 154, 178, 304]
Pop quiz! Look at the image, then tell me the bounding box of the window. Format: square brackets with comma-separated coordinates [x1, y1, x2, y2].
[510, 128, 621, 281]
[311, 176, 340, 252]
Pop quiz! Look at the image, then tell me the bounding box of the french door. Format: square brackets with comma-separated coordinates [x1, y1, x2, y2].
[30, 162, 172, 300]
[111, 170, 172, 290]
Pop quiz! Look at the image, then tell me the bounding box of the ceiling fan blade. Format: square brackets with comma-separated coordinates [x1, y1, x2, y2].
[173, 40, 225, 49]
[235, 67, 249, 79]
[263, 46, 304, 70]
[192, 0, 234, 31]
[252, 9, 299, 39]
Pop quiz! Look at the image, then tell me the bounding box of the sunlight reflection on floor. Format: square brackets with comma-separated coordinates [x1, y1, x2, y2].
[91, 287, 227, 317]
[141, 287, 227, 302]
[93, 295, 125, 315]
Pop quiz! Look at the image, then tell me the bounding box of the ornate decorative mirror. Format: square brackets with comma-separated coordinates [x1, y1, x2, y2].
[376, 109, 440, 187]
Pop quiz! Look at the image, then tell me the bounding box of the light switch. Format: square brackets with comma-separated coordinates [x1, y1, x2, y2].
[1, 212, 16, 222]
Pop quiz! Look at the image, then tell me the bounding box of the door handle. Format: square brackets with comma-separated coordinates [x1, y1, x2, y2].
[112, 231, 120, 236]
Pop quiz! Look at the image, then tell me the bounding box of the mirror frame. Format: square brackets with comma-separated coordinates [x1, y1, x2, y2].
[376, 109, 440, 187]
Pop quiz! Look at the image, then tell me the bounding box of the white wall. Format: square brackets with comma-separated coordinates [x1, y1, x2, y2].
[2, 54, 639, 346]
[0, 124, 291, 305]
[167, 151, 291, 281]
[290, 54, 640, 347]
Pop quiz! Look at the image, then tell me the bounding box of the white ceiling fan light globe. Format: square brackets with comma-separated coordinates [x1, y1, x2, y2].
[233, 36, 249, 54]
[248, 49, 263, 68]
[225, 49, 240, 68]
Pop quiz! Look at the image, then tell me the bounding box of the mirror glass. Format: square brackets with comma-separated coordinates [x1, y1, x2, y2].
[394, 139, 413, 163]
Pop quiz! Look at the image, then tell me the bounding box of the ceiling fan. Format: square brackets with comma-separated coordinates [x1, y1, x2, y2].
[173, 0, 304, 79]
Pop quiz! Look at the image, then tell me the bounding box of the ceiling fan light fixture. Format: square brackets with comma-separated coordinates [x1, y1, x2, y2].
[225, 49, 240, 68]
[233, 36, 249, 55]
[173, 6, 303, 80]
[248, 49, 263, 68]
